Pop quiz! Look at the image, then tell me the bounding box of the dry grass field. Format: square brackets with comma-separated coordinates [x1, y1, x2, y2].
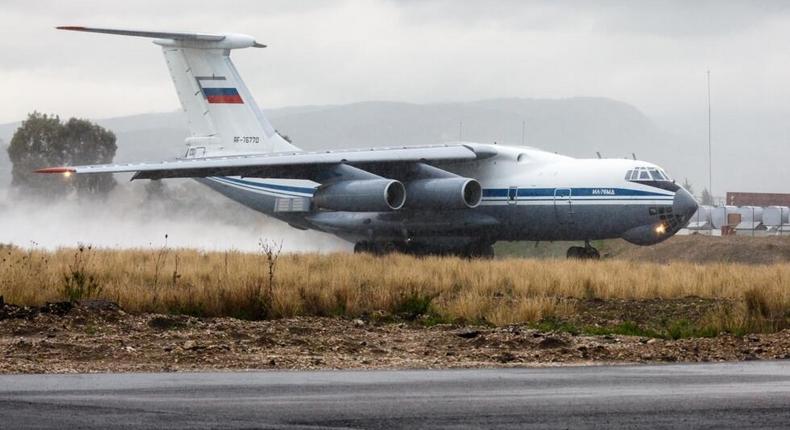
[1, 244, 788, 338]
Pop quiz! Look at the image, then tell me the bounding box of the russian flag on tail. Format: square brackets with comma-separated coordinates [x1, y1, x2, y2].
[203, 87, 243, 104]
[197, 76, 243, 104]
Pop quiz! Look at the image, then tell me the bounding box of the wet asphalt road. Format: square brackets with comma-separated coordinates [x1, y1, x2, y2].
[0, 361, 788, 429]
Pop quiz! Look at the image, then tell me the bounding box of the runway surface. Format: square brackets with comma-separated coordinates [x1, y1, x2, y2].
[0, 361, 788, 429]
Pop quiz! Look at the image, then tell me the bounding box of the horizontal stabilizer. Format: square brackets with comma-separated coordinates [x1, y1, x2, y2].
[56, 26, 266, 48]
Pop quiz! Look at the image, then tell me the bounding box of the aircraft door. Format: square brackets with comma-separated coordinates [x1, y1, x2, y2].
[553, 188, 573, 223]
[507, 186, 518, 205]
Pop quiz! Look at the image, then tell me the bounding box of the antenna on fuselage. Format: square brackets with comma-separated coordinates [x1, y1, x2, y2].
[596, 152, 602, 159]
[631, 153, 637, 160]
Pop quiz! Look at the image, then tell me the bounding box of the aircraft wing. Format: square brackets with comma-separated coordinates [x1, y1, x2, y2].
[36, 143, 497, 181]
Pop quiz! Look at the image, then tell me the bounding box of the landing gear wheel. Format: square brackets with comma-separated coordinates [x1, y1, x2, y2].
[566, 246, 585, 259]
[354, 241, 403, 256]
[585, 247, 600, 260]
[462, 242, 495, 259]
[479, 244, 495, 259]
[566, 244, 600, 260]
[583, 240, 600, 260]
[381, 241, 399, 254]
[354, 242, 370, 254]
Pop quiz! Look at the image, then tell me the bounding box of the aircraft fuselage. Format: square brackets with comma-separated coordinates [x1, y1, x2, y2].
[199, 144, 698, 253]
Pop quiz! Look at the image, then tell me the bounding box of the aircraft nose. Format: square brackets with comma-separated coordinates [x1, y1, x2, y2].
[673, 187, 698, 220]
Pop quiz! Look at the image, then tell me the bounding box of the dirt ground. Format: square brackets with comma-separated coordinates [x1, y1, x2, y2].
[1, 300, 788, 374]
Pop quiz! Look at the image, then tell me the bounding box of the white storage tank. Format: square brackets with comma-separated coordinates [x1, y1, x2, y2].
[735, 206, 763, 230]
[763, 206, 790, 226]
[711, 205, 738, 229]
[686, 205, 713, 230]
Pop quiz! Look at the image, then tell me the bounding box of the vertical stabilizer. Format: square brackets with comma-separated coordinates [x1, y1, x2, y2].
[57, 26, 298, 156]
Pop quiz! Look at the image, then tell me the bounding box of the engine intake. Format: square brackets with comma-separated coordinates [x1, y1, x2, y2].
[314, 179, 406, 212]
[405, 178, 482, 210]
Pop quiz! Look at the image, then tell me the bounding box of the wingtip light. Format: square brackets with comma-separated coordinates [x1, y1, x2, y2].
[35, 167, 76, 174]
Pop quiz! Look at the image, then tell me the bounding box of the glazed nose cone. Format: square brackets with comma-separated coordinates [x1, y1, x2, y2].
[673, 187, 698, 221]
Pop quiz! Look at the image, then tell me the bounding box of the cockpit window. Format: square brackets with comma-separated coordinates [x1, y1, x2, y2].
[648, 169, 663, 181]
[626, 166, 678, 191]
[627, 166, 673, 183]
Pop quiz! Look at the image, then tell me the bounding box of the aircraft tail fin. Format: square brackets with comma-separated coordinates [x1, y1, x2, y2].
[58, 26, 297, 157]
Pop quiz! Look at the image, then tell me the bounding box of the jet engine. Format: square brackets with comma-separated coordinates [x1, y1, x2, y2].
[313, 179, 406, 212]
[405, 178, 482, 209]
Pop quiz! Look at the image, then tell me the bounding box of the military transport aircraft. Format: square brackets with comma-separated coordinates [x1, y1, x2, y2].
[38, 27, 698, 258]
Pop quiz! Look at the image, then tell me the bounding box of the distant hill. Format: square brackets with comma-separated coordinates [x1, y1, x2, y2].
[0, 97, 697, 191]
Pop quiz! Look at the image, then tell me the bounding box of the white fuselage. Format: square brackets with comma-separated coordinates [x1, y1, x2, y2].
[200, 143, 697, 249]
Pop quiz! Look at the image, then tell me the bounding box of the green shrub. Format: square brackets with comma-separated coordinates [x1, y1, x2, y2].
[61, 245, 102, 302]
[394, 289, 435, 320]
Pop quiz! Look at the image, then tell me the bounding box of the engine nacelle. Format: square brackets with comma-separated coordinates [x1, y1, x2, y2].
[405, 178, 482, 210]
[314, 179, 406, 212]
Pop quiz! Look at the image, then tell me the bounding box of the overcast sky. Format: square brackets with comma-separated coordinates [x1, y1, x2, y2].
[2, 0, 790, 124]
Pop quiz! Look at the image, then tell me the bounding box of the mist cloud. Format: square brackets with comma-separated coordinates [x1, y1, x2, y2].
[0, 182, 349, 252]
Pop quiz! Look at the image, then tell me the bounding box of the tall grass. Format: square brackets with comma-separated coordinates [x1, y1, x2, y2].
[0, 245, 788, 334]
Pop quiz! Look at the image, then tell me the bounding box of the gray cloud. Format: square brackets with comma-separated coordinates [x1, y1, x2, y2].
[1, 0, 790, 124]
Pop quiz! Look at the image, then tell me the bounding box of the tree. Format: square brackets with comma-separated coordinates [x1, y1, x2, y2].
[7, 112, 117, 198]
[700, 188, 714, 205]
[62, 118, 117, 197]
[7, 113, 67, 195]
[275, 129, 292, 143]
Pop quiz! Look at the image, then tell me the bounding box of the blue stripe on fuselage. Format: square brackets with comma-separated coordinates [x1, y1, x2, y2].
[211, 177, 673, 201]
[482, 187, 672, 198]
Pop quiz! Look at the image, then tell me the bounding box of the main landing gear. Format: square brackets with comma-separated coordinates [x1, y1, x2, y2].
[461, 241, 495, 259]
[354, 241, 398, 255]
[354, 241, 495, 259]
[566, 241, 600, 260]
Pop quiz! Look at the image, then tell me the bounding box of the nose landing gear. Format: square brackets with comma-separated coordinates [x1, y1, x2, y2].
[566, 241, 600, 260]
